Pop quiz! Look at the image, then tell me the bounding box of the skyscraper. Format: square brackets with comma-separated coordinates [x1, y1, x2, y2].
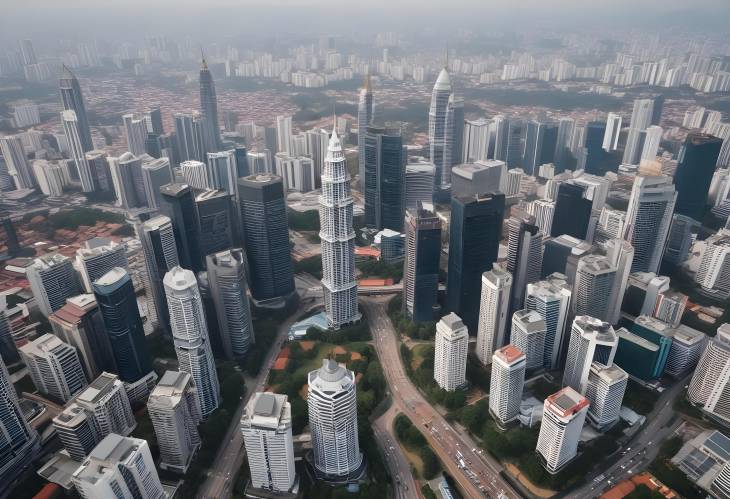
[276, 115, 293, 155]
[206, 249, 254, 359]
[506, 213, 543, 313]
[174, 112, 207, 163]
[357, 73, 374, 184]
[573, 255, 616, 321]
[319, 128, 360, 328]
[687, 324, 730, 424]
[580, 121, 611, 176]
[664, 214, 698, 266]
[59, 65, 93, 152]
[138, 215, 180, 331]
[76, 238, 129, 293]
[640, 125, 663, 161]
[526, 274, 572, 370]
[195, 189, 236, 259]
[625, 175, 677, 273]
[563, 316, 618, 393]
[623, 98, 656, 165]
[19, 333, 87, 403]
[27, 253, 80, 317]
[434, 313, 469, 391]
[536, 387, 589, 473]
[308, 359, 362, 478]
[109, 152, 147, 209]
[160, 183, 202, 272]
[404, 161, 435, 210]
[363, 124, 406, 231]
[62, 110, 95, 192]
[476, 266, 513, 365]
[180, 160, 208, 190]
[510, 309, 547, 372]
[462, 118, 490, 163]
[451, 160, 505, 197]
[122, 113, 148, 156]
[200, 56, 221, 152]
[241, 392, 297, 493]
[585, 362, 627, 429]
[695, 229, 730, 300]
[403, 205, 441, 322]
[164, 266, 220, 417]
[429, 67, 454, 195]
[448, 94, 465, 169]
[602, 113, 622, 152]
[148, 371, 202, 474]
[674, 132, 723, 220]
[238, 174, 295, 306]
[0, 135, 35, 189]
[551, 182, 592, 239]
[505, 120, 524, 169]
[447, 192, 505, 330]
[489, 345, 526, 428]
[141, 157, 173, 210]
[206, 150, 238, 197]
[664, 325, 706, 379]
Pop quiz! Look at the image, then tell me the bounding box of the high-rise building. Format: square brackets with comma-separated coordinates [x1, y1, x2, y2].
[506, 213, 543, 313]
[605, 238, 635, 324]
[448, 95, 465, 169]
[525, 274, 572, 370]
[674, 132, 722, 220]
[206, 150, 238, 197]
[0, 135, 35, 189]
[536, 387, 589, 474]
[109, 152, 147, 209]
[695, 229, 730, 300]
[585, 362, 627, 429]
[308, 359, 362, 478]
[451, 160, 505, 198]
[429, 67, 454, 195]
[573, 255, 616, 321]
[52, 404, 101, 461]
[27, 253, 80, 317]
[241, 392, 297, 493]
[665, 325, 706, 379]
[174, 112, 207, 163]
[654, 290, 688, 328]
[160, 182, 202, 272]
[476, 266, 513, 365]
[363, 124, 405, 231]
[434, 313, 469, 391]
[447, 192, 505, 330]
[122, 113, 148, 156]
[148, 371, 202, 473]
[403, 205, 441, 322]
[628, 315, 675, 377]
[510, 309, 547, 371]
[357, 74, 374, 184]
[563, 316, 618, 393]
[238, 174, 295, 306]
[505, 120, 524, 169]
[180, 160, 208, 190]
[541, 235, 592, 281]
[72, 434, 165, 499]
[664, 214, 698, 266]
[624, 175, 676, 273]
[195, 189, 236, 260]
[59, 65, 93, 152]
[504, 168, 523, 196]
[20, 333, 87, 403]
[304, 128, 329, 187]
[462, 118, 490, 163]
[523, 120, 557, 176]
[206, 249, 254, 359]
[525, 198, 556, 236]
[551, 182, 592, 239]
[93, 268, 153, 386]
[138, 215, 179, 330]
[594, 206, 626, 246]
[19, 39, 37, 65]
[404, 161, 435, 210]
[276, 115, 293, 155]
[319, 128, 360, 328]
[640, 125, 663, 161]
[602, 113, 622, 152]
[554, 117, 575, 172]
[580, 121, 611, 176]
[492, 115, 509, 162]
[32, 159, 65, 196]
[688, 324, 730, 414]
[623, 98, 656, 165]
[200, 56, 222, 152]
[489, 345, 526, 428]
[622, 272, 670, 318]
[76, 239, 128, 293]
[62, 110, 95, 192]
[164, 266, 220, 417]
[141, 157, 172, 210]
[614, 328, 663, 381]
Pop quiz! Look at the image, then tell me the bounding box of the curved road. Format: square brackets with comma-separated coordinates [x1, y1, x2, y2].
[373, 404, 419, 499]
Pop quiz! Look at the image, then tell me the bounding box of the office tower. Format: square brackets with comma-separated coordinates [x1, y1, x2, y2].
[19, 333, 87, 403]
[62, 110, 94, 192]
[541, 235, 592, 282]
[405, 161, 435, 210]
[85, 150, 112, 193]
[695, 230, 730, 299]
[0, 356, 39, 490]
[571, 173, 612, 212]
[536, 387, 589, 474]
[449, 95, 465, 169]
[180, 160, 208, 190]
[526, 274, 572, 370]
[234, 146, 250, 177]
[624, 175, 676, 273]
[76, 239, 128, 293]
[504, 168, 523, 196]
[429, 67, 454, 194]
[148, 371, 202, 473]
[554, 117, 575, 172]
[19, 39, 37, 65]
[357, 74, 374, 183]
[585, 362, 627, 429]
[195, 189, 235, 259]
[510, 310, 547, 371]
[109, 152, 146, 209]
[141, 157, 172, 210]
[164, 267, 220, 417]
[475, 267, 512, 365]
[238, 174, 295, 306]
[160, 183, 202, 272]
[0, 135, 35, 189]
[674, 132, 723, 220]
[52, 404, 100, 461]
[506, 213, 543, 312]
[489, 345, 526, 427]
[523, 120, 549, 176]
[563, 316, 618, 393]
[664, 214, 698, 266]
[49, 294, 113, 380]
[505, 120, 524, 169]
[32, 159, 66, 196]
[665, 325, 706, 379]
[0, 302, 17, 365]
[525, 199, 555, 236]
[623, 272, 670, 318]
[623, 98, 656, 165]
[551, 183, 591, 239]
[319, 129, 359, 328]
[629, 315, 674, 374]
[403, 206, 441, 322]
[275, 115, 292, 155]
[713, 462, 730, 499]
[263, 126, 277, 154]
[277, 155, 315, 193]
[303, 128, 328, 187]
[138, 215, 179, 330]
[493, 115, 509, 162]
[308, 359, 362, 478]
[363, 124, 406, 231]
[594, 207, 626, 246]
[654, 290, 688, 327]
[447, 192, 505, 330]
[462, 118, 490, 162]
[59, 65, 93, 152]
[640, 126, 663, 161]
[604, 239, 635, 324]
[688, 324, 730, 411]
[27, 254, 80, 317]
[199, 57, 221, 153]
[147, 106, 163, 135]
[72, 434, 165, 499]
[206, 249, 254, 359]
[122, 114, 148, 156]
[451, 160, 505, 197]
[603, 113, 622, 151]
[174, 112, 207, 162]
[573, 255, 616, 321]
[580, 121, 610, 176]
[93, 268, 153, 386]
[544, 171, 572, 202]
[206, 150, 237, 196]
[434, 313, 469, 391]
[614, 327, 663, 381]
[241, 392, 297, 493]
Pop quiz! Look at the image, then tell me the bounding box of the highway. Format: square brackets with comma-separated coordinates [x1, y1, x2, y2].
[373, 404, 419, 499]
[361, 296, 518, 499]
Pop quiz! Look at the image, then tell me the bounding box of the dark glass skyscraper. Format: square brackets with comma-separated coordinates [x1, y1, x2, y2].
[199, 57, 221, 153]
[447, 192, 505, 331]
[581, 121, 612, 176]
[505, 120, 524, 169]
[195, 189, 235, 259]
[403, 205, 442, 322]
[238, 174, 295, 305]
[364, 124, 406, 231]
[59, 65, 93, 152]
[551, 183, 592, 239]
[160, 183, 203, 272]
[674, 132, 722, 220]
[93, 268, 152, 383]
[234, 146, 250, 177]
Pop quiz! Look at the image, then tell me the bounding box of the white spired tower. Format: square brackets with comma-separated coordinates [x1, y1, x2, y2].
[319, 123, 360, 329]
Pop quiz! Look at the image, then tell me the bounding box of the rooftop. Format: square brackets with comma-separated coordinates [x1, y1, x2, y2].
[439, 312, 466, 332]
[495, 345, 525, 365]
[617, 328, 660, 351]
[590, 362, 628, 384]
[76, 372, 119, 406]
[546, 386, 590, 417]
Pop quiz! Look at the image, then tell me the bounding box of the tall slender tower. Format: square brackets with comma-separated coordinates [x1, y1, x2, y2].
[59, 65, 93, 152]
[357, 73, 374, 185]
[429, 67, 453, 196]
[319, 125, 360, 329]
[199, 55, 221, 153]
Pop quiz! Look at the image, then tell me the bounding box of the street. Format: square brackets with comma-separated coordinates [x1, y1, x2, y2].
[373, 404, 419, 499]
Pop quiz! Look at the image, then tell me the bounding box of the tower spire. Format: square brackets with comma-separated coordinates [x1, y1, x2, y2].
[200, 47, 207, 69]
[445, 44, 449, 69]
[364, 70, 372, 92]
